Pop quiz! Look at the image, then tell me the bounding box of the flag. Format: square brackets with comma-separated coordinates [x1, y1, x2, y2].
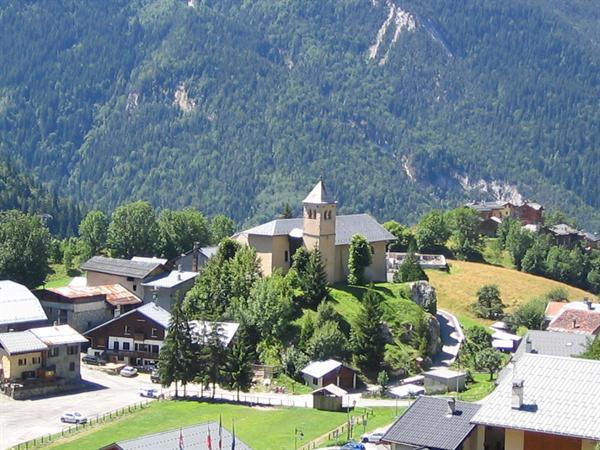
[179, 428, 184, 450]
[218, 415, 223, 450]
[207, 427, 213, 450]
[231, 420, 236, 450]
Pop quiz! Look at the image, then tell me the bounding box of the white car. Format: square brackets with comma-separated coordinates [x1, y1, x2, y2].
[60, 411, 87, 424]
[120, 366, 138, 377]
[138, 387, 159, 398]
[361, 431, 385, 443]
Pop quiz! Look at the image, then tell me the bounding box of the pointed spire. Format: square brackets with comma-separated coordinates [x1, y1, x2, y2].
[303, 179, 335, 204]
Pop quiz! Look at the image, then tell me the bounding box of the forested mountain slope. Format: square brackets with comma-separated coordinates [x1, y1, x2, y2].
[0, 0, 598, 228]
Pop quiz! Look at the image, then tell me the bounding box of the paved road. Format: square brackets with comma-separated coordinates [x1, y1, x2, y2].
[0, 366, 157, 449]
[432, 309, 464, 367]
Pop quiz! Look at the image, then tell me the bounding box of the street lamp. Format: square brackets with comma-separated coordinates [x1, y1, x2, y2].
[294, 427, 304, 450]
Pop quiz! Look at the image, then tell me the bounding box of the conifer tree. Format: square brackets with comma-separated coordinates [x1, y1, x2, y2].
[350, 289, 385, 377]
[393, 250, 428, 283]
[347, 234, 372, 285]
[221, 329, 254, 400]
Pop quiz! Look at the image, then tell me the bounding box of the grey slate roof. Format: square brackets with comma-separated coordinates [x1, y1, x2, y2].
[85, 302, 171, 335]
[0, 280, 48, 326]
[472, 353, 600, 440]
[513, 330, 589, 362]
[548, 223, 582, 236]
[303, 180, 335, 204]
[102, 421, 251, 450]
[241, 214, 394, 246]
[81, 256, 163, 279]
[382, 396, 480, 450]
[0, 331, 48, 355]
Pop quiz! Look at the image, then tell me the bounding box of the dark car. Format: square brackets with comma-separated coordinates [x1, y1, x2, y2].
[150, 369, 160, 384]
[341, 441, 365, 450]
[82, 354, 106, 366]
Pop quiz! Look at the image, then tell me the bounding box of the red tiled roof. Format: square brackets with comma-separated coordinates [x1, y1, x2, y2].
[548, 309, 600, 335]
[545, 301, 568, 319]
[46, 284, 142, 306]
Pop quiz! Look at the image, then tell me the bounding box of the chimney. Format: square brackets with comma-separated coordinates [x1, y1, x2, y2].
[446, 398, 456, 416]
[525, 338, 532, 353]
[511, 379, 524, 409]
[573, 318, 579, 329]
[178, 264, 183, 273]
[192, 242, 200, 272]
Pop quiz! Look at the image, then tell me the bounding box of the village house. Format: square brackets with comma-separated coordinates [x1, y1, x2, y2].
[512, 330, 588, 362]
[0, 280, 48, 333]
[545, 223, 584, 248]
[422, 367, 467, 394]
[0, 324, 87, 399]
[234, 180, 395, 283]
[85, 303, 239, 367]
[170, 244, 218, 272]
[300, 359, 358, 391]
[81, 256, 198, 311]
[466, 200, 544, 236]
[382, 396, 481, 450]
[35, 284, 142, 333]
[547, 308, 600, 335]
[471, 353, 600, 449]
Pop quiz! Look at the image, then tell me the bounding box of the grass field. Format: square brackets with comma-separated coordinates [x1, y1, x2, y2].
[426, 260, 594, 323]
[40, 264, 80, 288]
[42, 401, 397, 450]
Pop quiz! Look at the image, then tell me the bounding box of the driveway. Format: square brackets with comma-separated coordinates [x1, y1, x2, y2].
[0, 366, 156, 449]
[432, 309, 464, 367]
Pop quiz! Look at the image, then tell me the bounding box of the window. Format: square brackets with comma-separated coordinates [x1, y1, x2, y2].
[67, 345, 78, 355]
[48, 347, 59, 357]
[31, 357, 41, 365]
[371, 246, 375, 255]
[18, 358, 26, 366]
[126, 276, 134, 282]
[132, 284, 137, 291]
[313, 377, 318, 385]
[123, 342, 130, 350]
[69, 362, 75, 371]
[124, 325, 130, 335]
[284, 251, 289, 263]
[151, 328, 158, 338]
[113, 341, 120, 351]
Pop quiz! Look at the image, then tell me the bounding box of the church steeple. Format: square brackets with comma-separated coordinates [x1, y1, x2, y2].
[303, 178, 335, 204]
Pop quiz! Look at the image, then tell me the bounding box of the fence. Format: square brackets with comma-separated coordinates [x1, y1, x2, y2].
[10, 400, 151, 450]
[297, 408, 374, 450]
[165, 389, 310, 408]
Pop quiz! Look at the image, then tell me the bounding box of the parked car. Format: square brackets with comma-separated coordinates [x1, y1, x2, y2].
[120, 366, 138, 377]
[361, 431, 385, 443]
[82, 354, 106, 366]
[341, 441, 365, 450]
[150, 369, 160, 384]
[138, 387, 159, 398]
[60, 411, 87, 424]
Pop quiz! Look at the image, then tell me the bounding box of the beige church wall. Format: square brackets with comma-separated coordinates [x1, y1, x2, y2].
[334, 245, 350, 283]
[246, 235, 275, 276]
[270, 236, 291, 274]
[364, 241, 387, 282]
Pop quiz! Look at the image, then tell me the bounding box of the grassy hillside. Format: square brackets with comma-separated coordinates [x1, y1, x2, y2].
[427, 260, 596, 324]
[43, 401, 397, 450]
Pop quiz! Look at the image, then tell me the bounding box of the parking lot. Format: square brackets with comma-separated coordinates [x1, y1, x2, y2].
[0, 365, 158, 449]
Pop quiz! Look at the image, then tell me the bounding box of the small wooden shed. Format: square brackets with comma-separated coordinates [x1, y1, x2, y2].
[312, 384, 347, 411]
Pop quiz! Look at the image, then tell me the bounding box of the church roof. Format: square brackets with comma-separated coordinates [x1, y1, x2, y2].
[303, 180, 335, 204]
[240, 214, 394, 246]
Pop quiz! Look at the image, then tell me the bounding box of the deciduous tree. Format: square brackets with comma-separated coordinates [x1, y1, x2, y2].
[79, 210, 109, 256]
[107, 201, 159, 258]
[472, 284, 504, 319]
[348, 234, 372, 285]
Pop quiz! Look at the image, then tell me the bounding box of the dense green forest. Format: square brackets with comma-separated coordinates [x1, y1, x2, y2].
[0, 0, 598, 229]
[0, 160, 80, 235]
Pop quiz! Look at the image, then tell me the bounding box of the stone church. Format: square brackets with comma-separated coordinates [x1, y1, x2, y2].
[234, 180, 394, 283]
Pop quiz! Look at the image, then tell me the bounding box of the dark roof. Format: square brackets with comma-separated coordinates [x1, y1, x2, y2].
[382, 397, 480, 450]
[101, 421, 251, 450]
[240, 214, 394, 245]
[81, 256, 163, 279]
[85, 302, 171, 335]
[513, 330, 589, 361]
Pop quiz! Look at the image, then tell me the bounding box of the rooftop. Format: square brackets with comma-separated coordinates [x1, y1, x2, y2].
[101, 421, 250, 450]
[240, 214, 394, 246]
[85, 302, 171, 335]
[513, 330, 589, 361]
[312, 384, 347, 397]
[81, 256, 163, 279]
[547, 308, 600, 335]
[301, 359, 343, 379]
[423, 367, 466, 380]
[382, 396, 480, 450]
[188, 321, 240, 347]
[0, 330, 47, 355]
[303, 180, 335, 204]
[472, 353, 600, 440]
[45, 284, 142, 306]
[142, 270, 198, 289]
[29, 324, 88, 346]
[0, 280, 48, 326]
[548, 223, 582, 236]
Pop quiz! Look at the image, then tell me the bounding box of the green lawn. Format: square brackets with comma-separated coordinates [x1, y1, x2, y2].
[42, 401, 396, 450]
[448, 372, 496, 402]
[251, 373, 313, 395]
[40, 264, 80, 288]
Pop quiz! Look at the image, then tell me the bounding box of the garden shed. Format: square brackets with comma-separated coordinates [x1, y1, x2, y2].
[312, 384, 347, 411]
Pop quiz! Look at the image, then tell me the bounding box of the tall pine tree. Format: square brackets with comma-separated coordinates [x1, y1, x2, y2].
[221, 329, 254, 401]
[350, 289, 385, 378]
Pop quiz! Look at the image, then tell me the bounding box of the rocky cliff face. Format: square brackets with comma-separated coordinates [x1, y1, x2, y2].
[409, 280, 437, 315]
